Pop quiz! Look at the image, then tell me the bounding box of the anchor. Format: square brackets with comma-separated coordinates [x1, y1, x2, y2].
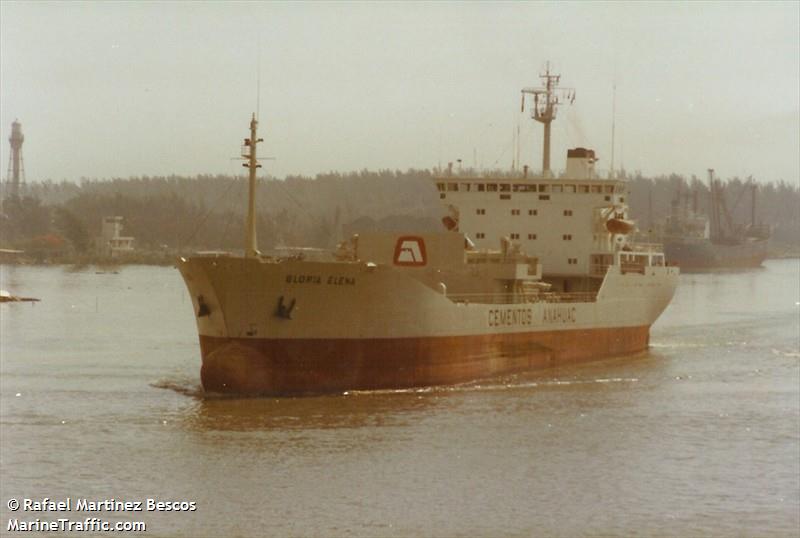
[197, 295, 211, 317]
[276, 295, 296, 319]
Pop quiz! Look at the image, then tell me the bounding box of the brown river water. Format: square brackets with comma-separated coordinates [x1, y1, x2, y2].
[1, 259, 798, 537]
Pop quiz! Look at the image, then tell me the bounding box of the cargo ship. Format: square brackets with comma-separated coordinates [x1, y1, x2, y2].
[178, 68, 679, 395]
[662, 170, 770, 270]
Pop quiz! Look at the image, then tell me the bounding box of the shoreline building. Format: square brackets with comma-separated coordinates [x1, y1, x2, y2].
[97, 216, 135, 257]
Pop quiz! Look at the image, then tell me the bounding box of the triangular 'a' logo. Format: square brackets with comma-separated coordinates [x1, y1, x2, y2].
[393, 236, 427, 266]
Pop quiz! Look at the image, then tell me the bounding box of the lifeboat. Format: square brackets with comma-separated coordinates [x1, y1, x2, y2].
[606, 218, 636, 235]
[442, 215, 458, 231]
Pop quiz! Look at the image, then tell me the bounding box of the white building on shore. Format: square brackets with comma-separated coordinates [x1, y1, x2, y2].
[97, 216, 134, 257]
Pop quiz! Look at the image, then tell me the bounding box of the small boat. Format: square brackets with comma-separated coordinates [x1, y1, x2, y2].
[0, 290, 40, 303]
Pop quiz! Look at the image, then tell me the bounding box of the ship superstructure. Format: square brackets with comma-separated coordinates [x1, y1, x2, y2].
[436, 148, 639, 285]
[177, 68, 679, 396]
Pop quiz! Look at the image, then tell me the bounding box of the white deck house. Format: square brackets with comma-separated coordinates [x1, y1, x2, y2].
[98, 216, 135, 257]
[435, 148, 664, 280]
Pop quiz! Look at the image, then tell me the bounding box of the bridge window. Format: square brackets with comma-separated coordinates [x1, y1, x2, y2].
[477, 184, 486, 191]
[564, 185, 576, 193]
[538, 184, 550, 193]
[592, 185, 602, 193]
[579, 185, 590, 193]
[487, 183, 498, 192]
[460, 183, 471, 192]
[447, 183, 458, 191]
[436, 182, 445, 192]
[552, 185, 563, 193]
[604, 185, 614, 193]
[500, 184, 511, 192]
[539, 195, 550, 201]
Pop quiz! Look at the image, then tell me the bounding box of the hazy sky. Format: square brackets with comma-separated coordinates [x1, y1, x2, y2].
[1, 1, 798, 184]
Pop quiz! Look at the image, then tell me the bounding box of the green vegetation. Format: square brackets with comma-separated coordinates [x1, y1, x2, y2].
[1, 169, 798, 264]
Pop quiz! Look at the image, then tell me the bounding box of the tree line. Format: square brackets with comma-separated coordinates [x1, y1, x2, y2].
[1, 169, 797, 260]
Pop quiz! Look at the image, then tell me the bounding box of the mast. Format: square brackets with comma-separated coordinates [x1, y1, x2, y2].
[511, 115, 521, 172]
[521, 62, 575, 177]
[708, 169, 719, 241]
[243, 113, 263, 257]
[718, 182, 735, 238]
[708, 168, 734, 241]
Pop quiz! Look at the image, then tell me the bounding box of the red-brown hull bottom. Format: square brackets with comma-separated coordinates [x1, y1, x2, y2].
[198, 326, 650, 396]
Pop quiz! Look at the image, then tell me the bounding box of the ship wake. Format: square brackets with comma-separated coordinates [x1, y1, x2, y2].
[150, 378, 205, 398]
[345, 376, 639, 396]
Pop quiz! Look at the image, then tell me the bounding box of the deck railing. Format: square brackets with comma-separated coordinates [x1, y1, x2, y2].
[620, 263, 646, 275]
[625, 242, 664, 253]
[446, 291, 597, 305]
[590, 264, 611, 276]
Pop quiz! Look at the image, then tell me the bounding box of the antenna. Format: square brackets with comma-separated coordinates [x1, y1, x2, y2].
[256, 42, 262, 119]
[437, 124, 442, 171]
[511, 120, 520, 172]
[514, 112, 521, 173]
[521, 62, 575, 176]
[610, 81, 616, 179]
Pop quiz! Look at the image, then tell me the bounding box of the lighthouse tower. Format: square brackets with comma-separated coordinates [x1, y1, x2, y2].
[5, 120, 25, 199]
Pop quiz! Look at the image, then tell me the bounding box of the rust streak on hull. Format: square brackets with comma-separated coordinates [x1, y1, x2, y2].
[198, 326, 650, 395]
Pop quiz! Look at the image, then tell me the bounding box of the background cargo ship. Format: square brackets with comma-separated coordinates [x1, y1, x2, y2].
[661, 169, 770, 270]
[178, 67, 679, 395]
